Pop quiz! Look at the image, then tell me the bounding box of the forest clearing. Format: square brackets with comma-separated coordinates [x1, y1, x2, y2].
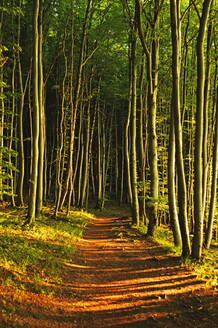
[0, 0, 218, 326]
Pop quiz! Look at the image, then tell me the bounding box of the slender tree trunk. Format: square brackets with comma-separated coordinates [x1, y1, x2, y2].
[135, 0, 160, 235]
[125, 38, 133, 205]
[120, 128, 124, 204]
[170, 0, 190, 257]
[202, 21, 213, 218]
[17, 40, 25, 205]
[192, 0, 212, 259]
[55, 33, 67, 216]
[205, 86, 218, 248]
[36, 0, 45, 217]
[138, 56, 146, 221]
[103, 109, 113, 205]
[168, 102, 182, 247]
[77, 129, 85, 207]
[146, 40, 159, 236]
[27, 0, 40, 224]
[130, 21, 139, 225]
[96, 103, 103, 209]
[9, 51, 16, 206]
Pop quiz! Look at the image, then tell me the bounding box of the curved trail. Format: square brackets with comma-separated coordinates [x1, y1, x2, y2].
[68, 216, 217, 328]
[1, 215, 217, 328]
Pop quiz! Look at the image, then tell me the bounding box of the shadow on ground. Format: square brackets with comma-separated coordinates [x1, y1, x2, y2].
[0, 216, 217, 328]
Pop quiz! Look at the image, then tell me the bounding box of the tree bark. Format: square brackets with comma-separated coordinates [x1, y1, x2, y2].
[168, 106, 182, 247]
[27, 0, 40, 224]
[192, 0, 212, 259]
[170, 0, 190, 257]
[130, 14, 139, 225]
[36, 0, 45, 217]
[205, 86, 218, 248]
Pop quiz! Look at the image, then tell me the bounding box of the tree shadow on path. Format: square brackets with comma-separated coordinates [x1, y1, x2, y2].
[0, 216, 217, 328]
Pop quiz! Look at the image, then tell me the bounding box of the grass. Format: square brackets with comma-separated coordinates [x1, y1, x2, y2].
[182, 247, 218, 287]
[90, 201, 218, 287]
[137, 223, 218, 286]
[0, 205, 91, 296]
[89, 201, 131, 217]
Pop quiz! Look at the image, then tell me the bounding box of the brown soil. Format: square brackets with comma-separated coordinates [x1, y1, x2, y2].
[0, 215, 217, 328]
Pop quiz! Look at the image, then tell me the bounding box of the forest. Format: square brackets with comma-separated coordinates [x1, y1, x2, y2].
[0, 0, 218, 326]
[1, 0, 217, 257]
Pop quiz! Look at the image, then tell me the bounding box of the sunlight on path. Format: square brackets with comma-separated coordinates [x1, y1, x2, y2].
[1, 216, 217, 328]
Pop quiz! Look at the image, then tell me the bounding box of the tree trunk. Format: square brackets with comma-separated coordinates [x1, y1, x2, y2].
[130, 20, 139, 225]
[205, 86, 218, 248]
[170, 0, 190, 257]
[125, 38, 133, 205]
[27, 0, 40, 224]
[135, 0, 159, 235]
[192, 0, 212, 259]
[36, 0, 45, 217]
[138, 56, 146, 221]
[168, 106, 182, 247]
[16, 0, 29, 206]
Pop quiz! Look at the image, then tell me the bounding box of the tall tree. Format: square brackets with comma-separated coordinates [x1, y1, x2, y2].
[135, 0, 160, 236]
[205, 86, 218, 248]
[36, 0, 45, 217]
[192, 0, 212, 259]
[170, 0, 190, 257]
[27, 0, 40, 224]
[130, 5, 140, 225]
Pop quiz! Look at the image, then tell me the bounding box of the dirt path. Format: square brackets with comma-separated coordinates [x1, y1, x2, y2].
[1, 215, 217, 327]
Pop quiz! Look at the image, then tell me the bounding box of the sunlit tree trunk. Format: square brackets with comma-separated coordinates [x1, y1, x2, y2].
[9, 49, 16, 206]
[168, 106, 182, 247]
[16, 0, 27, 206]
[36, 0, 45, 217]
[79, 100, 91, 208]
[103, 110, 113, 205]
[138, 56, 146, 221]
[96, 102, 103, 209]
[202, 20, 213, 219]
[192, 0, 212, 260]
[130, 15, 139, 225]
[135, 0, 160, 235]
[27, 0, 40, 224]
[205, 86, 218, 248]
[125, 38, 133, 205]
[170, 0, 190, 257]
[55, 31, 67, 216]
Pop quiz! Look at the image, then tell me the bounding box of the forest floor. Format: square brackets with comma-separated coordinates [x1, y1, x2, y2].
[0, 210, 218, 328]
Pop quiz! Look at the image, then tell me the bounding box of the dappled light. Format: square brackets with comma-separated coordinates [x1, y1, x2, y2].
[0, 215, 217, 328]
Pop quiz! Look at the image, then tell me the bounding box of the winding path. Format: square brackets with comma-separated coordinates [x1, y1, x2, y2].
[1, 215, 217, 328]
[67, 216, 218, 328]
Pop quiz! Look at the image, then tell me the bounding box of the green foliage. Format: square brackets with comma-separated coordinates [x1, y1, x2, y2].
[0, 5, 23, 16]
[138, 223, 218, 286]
[0, 207, 91, 295]
[138, 223, 181, 254]
[182, 247, 218, 286]
[0, 45, 8, 68]
[0, 146, 18, 197]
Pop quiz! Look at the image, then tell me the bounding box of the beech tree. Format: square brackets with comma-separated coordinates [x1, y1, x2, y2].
[169, 0, 190, 256]
[192, 0, 213, 259]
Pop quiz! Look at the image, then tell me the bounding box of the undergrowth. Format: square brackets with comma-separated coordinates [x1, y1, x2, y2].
[138, 223, 218, 286]
[0, 205, 91, 296]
